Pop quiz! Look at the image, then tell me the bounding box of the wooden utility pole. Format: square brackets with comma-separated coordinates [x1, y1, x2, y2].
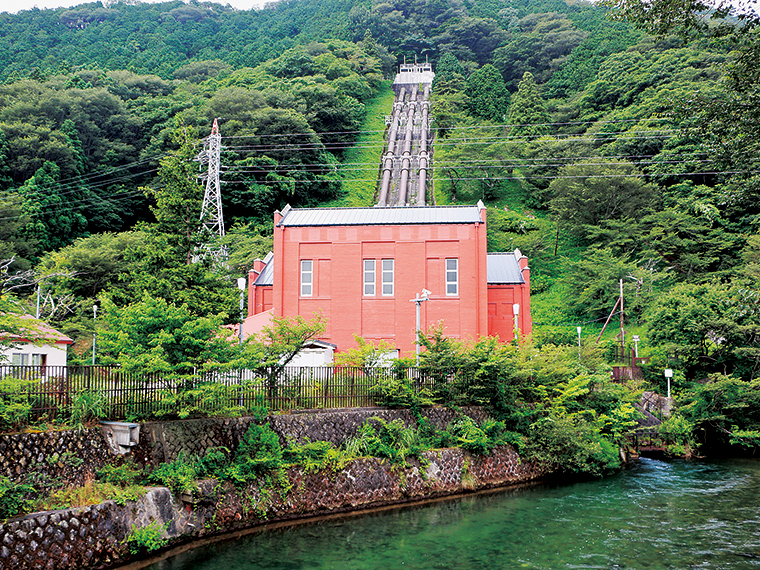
[619, 279, 625, 355]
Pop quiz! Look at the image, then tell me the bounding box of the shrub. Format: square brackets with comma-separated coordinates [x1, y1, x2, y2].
[0, 376, 34, 432]
[97, 459, 144, 486]
[68, 389, 109, 428]
[373, 374, 433, 409]
[126, 521, 169, 555]
[147, 454, 200, 495]
[0, 476, 36, 519]
[223, 423, 284, 484]
[283, 439, 353, 472]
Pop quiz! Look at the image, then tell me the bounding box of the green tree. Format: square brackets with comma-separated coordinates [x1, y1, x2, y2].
[141, 126, 203, 265]
[549, 161, 659, 245]
[507, 72, 549, 139]
[465, 64, 509, 122]
[98, 294, 236, 379]
[17, 161, 88, 256]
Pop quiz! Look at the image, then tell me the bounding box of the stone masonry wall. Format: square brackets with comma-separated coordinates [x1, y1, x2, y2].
[136, 406, 490, 465]
[0, 407, 545, 570]
[0, 446, 544, 570]
[0, 428, 114, 487]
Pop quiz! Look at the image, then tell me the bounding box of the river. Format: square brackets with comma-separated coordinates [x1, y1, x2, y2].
[139, 458, 760, 570]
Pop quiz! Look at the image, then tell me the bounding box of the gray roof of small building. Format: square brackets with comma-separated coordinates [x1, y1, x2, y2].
[254, 252, 274, 286]
[487, 252, 525, 284]
[277, 204, 484, 227]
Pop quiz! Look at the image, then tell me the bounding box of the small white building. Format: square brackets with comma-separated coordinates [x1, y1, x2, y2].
[0, 315, 73, 367]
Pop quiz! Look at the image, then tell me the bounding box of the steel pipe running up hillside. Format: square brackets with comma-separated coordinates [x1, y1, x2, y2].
[377, 87, 406, 207]
[416, 85, 431, 206]
[396, 86, 418, 206]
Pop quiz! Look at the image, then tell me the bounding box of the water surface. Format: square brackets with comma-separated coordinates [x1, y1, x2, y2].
[143, 458, 760, 570]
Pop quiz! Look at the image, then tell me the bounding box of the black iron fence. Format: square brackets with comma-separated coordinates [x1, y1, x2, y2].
[0, 364, 438, 423]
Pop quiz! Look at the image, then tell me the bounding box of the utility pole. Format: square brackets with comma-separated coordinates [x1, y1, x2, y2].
[194, 118, 227, 264]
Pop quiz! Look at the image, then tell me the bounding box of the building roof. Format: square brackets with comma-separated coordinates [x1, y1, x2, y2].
[0, 314, 74, 345]
[277, 203, 485, 228]
[254, 252, 274, 286]
[487, 252, 525, 284]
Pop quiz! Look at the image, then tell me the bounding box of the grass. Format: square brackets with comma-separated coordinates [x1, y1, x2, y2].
[328, 80, 395, 207]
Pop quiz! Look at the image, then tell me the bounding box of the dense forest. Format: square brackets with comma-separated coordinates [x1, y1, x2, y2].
[0, 0, 759, 451]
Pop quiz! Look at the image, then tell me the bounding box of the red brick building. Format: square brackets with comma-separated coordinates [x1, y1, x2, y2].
[246, 202, 531, 356]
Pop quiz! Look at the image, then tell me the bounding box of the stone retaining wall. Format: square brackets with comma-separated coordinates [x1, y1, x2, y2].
[0, 408, 546, 570]
[0, 445, 544, 570]
[0, 428, 113, 487]
[134, 406, 490, 465]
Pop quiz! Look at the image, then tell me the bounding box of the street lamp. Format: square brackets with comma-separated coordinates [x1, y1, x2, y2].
[410, 289, 431, 365]
[577, 326, 582, 359]
[664, 368, 673, 399]
[512, 303, 520, 342]
[92, 304, 98, 365]
[237, 277, 247, 345]
[632, 335, 640, 360]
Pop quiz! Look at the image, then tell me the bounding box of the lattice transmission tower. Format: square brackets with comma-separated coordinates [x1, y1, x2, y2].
[194, 118, 227, 264]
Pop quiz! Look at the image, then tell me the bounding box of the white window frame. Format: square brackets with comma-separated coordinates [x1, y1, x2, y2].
[445, 258, 459, 296]
[11, 353, 28, 366]
[300, 259, 313, 297]
[381, 259, 394, 296]
[363, 259, 376, 296]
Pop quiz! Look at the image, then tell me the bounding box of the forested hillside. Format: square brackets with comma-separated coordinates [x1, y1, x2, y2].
[1, 0, 759, 403]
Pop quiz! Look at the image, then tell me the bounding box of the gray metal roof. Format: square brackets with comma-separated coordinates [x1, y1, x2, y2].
[487, 252, 525, 284]
[277, 205, 484, 227]
[254, 252, 274, 286]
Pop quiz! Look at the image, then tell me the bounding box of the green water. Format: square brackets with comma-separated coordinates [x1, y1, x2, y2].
[143, 458, 760, 570]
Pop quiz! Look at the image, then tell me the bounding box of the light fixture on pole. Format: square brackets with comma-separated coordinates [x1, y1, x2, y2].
[237, 277, 247, 346]
[92, 304, 98, 365]
[664, 368, 673, 399]
[632, 335, 640, 359]
[512, 303, 520, 342]
[577, 326, 582, 359]
[410, 289, 431, 365]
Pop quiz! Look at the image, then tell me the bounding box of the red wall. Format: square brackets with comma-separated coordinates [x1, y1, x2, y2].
[487, 254, 531, 342]
[270, 215, 489, 356]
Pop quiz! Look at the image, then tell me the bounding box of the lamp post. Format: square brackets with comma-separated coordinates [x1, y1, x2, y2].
[632, 335, 640, 362]
[512, 303, 520, 342]
[237, 277, 247, 346]
[410, 289, 430, 366]
[577, 326, 582, 359]
[664, 368, 673, 399]
[92, 304, 98, 365]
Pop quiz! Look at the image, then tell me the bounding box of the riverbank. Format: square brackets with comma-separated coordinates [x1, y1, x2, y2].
[0, 445, 545, 570]
[0, 407, 547, 570]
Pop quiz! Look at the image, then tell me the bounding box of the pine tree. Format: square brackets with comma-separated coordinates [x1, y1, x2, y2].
[507, 72, 549, 138]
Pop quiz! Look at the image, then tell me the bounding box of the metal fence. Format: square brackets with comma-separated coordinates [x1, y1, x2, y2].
[0, 364, 438, 423]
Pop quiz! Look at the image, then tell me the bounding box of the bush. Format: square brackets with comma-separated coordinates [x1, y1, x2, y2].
[373, 374, 433, 409]
[126, 521, 169, 555]
[0, 476, 36, 519]
[68, 389, 109, 428]
[147, 454, 200, 495]
[525, 414, 621, 477]
[223, 423, 284, 484]
[97, 459, 144, 486]
[0, 376, 34, 432]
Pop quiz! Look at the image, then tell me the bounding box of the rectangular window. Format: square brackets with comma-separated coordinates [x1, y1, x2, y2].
[445, 258, 458, 296]
[31, 354, 46, 367]
[381, 259, 394, 296]
[300, 260, 313, 297]
[11, 353, 27, 366]
[363, 259, 376, 296]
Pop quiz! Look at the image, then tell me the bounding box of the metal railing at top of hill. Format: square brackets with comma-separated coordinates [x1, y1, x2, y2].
[0, 364, 447, 424]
